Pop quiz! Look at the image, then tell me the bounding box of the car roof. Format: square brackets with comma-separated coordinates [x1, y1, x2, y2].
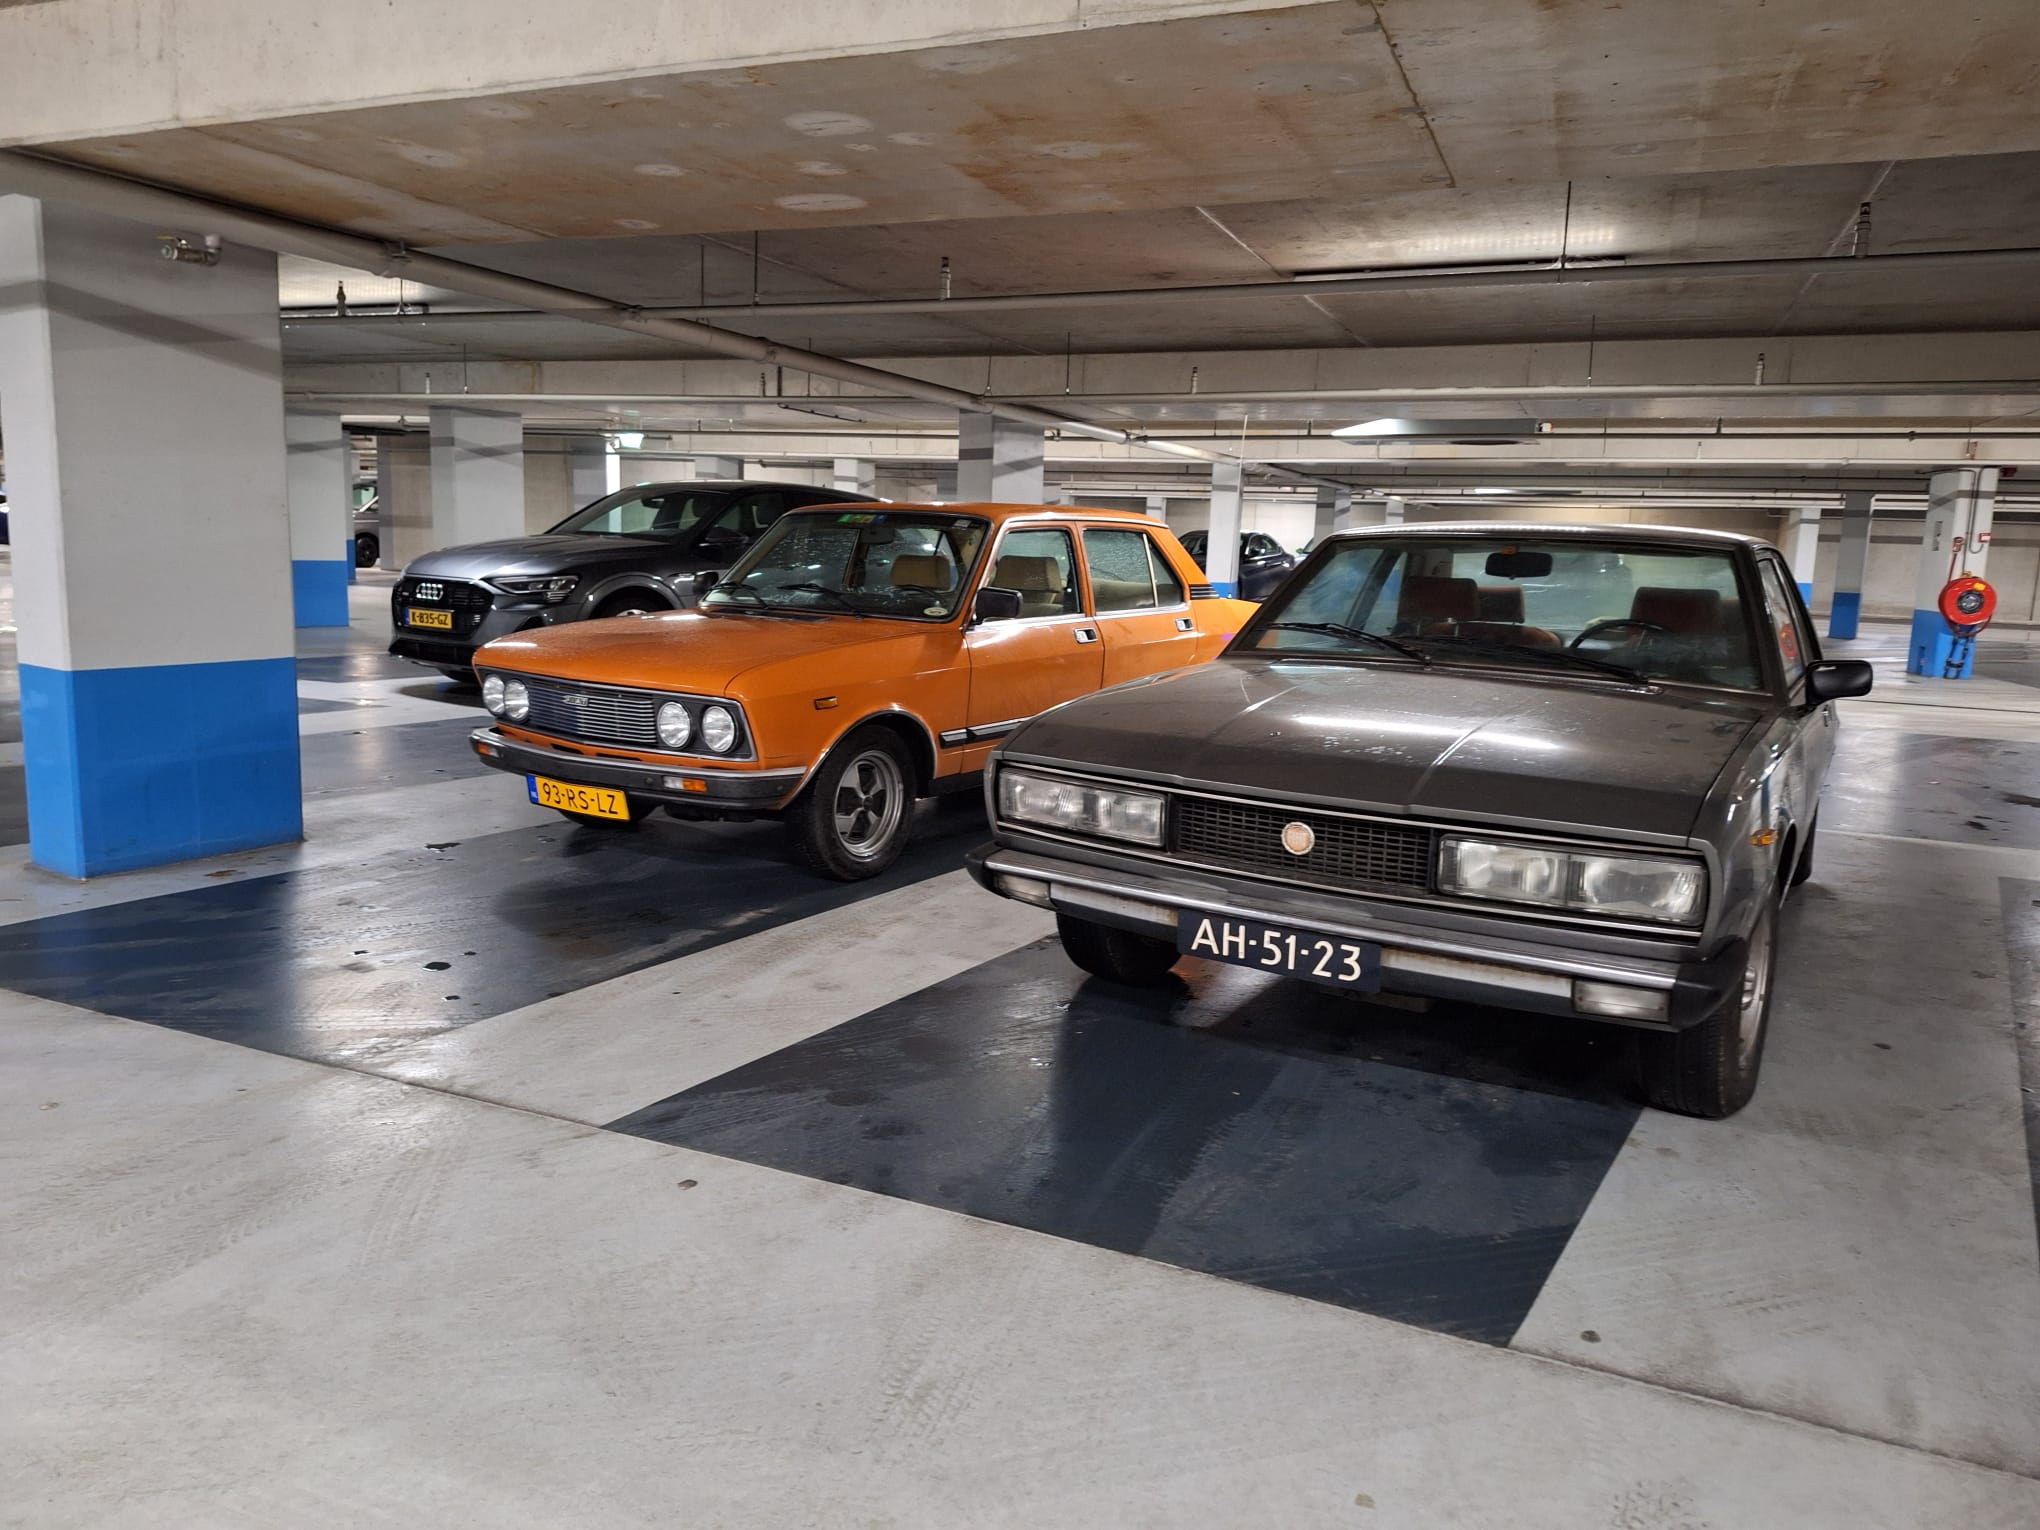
[1322, 520, 1771, 551]
[618, 479, 862, 494]
[793, 499, 1170, 527]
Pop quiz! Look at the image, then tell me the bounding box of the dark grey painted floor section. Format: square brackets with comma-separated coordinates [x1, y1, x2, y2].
[0, 801, 991, 1067]
[299, 717, 496, 798]
[608, 940, 1642, 1345]
[1824, 731, 2040, 849]
[2004, 877, 2040, 1260]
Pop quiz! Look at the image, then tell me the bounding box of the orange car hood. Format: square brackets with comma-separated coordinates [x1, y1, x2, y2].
[476, 609, 936, 694]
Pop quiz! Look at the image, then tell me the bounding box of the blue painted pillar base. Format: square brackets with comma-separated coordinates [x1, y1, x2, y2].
[1210, 580, 1238, 597]
[1796, 580, 1812, 601]
[1906, 609, 1973, 679]
[1827, 591, 1862, 641]
[20, 657, 303, 877]
[292, 558, 352, 628]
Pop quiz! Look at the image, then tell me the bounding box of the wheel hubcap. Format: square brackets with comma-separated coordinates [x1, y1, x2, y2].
[1736, 910, 1774, 1067]
[831, 750, 905, 861]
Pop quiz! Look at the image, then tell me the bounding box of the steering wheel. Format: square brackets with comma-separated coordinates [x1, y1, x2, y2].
[1570, 617, 1669, 649]
[888, 583, 947, 601]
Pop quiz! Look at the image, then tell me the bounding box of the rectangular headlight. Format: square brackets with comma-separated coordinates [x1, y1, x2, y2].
[1439, 836, 1705, 926]
[997, 768, 1165, 846]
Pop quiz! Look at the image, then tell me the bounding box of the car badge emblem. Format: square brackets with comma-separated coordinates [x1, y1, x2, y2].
[1281, 821, 1315, 857]
[414, 580, 444, 601]
[562, 693, 589, 708]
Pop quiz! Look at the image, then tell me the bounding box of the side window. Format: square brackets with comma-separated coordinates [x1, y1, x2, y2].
[1149, 538, 1186, 606]
[987, 528, 1080, 619]
[1756, 560, 1809, 689]
[1083, 528, 1160, 612]
[1247, 533, 1278, 560]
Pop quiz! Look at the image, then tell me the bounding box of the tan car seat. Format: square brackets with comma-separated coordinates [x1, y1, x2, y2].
[887, 553, 955, 590]
[989, 555, 1072, 618]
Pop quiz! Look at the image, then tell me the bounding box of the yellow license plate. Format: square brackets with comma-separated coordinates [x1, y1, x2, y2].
[527, 775, 630, 820]
[408, 607, 454, 630]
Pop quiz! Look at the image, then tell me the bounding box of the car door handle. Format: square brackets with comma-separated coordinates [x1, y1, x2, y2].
[1075, 627, 1099, 644]
[1175, 616, 1194, 631]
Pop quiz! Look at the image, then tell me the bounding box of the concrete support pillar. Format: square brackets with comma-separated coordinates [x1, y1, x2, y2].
[1827, 491, 1874, 640]
[1313, 484, 1352, 544]
[285, 410, 352, 627]
[957, 415, 1044, 504]
[428, 406, 523, 551]
[932, 463, 959, 500]
[1907, 467, 1998, 678]
[1383, 495, 1407, 526]
[1144, 493, 1170, 521]
[1206, 461, 1245, 595]
[693, 455, 743, 479]
[0, 197, 301, 876]
[832, 457, 878, 499]
[568, 434, 611, 509]
[1785, 505, 1822, 601]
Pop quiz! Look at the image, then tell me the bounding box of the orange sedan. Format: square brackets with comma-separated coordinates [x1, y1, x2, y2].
[467, 501, 1258, 878]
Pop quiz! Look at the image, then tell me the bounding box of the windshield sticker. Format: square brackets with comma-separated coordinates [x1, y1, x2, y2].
[836, 513, 877, 524]
[923, 605, 947, 616]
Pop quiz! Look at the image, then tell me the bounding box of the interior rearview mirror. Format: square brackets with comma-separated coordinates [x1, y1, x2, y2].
[1804, 659, 1874, 704]
[1485, 550, 1554, 578]
[691, 569, 724, 597]
[975, 586, 1025, 623]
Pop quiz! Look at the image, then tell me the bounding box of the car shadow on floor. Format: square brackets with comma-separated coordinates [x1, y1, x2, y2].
[609, 939, 1643, 1345]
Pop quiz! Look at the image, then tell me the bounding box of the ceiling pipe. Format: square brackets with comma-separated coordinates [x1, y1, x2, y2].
[0, 149, 1351, 486]
[278, 245, 2040, 326]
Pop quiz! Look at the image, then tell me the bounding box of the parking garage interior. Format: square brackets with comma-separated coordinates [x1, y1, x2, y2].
[2, 4, 2038, 1525]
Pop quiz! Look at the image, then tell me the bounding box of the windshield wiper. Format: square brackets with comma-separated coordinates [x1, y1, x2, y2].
[702, 582, 812, 619]
[1264, 621, 1430, 664]
[1413, 633, 1649, 685]
[773, 581, 868, 617]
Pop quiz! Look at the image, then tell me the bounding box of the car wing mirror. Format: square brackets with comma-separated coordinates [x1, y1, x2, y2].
[1804, 658, 1873, 703]
[691, 569, 725, 598]
[974, 586, 1025, 623]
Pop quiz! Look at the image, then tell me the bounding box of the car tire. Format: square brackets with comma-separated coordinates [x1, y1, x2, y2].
[1789, 817, 1815, 888]
[355, 533, 379, 568]
[783, 726, 916, 881]
[1057, 912, 1180, 988]
[593, 591, 663, 620]
[1633, 895, 1779, 1119]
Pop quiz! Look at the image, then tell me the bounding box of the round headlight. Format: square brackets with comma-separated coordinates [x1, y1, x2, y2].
[502, 678, 530, 721]
[481, 675, 506, 716]
[656, 701, 692, 749]
[700, 705, 738, 753]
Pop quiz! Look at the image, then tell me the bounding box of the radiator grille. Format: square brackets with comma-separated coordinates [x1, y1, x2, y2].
[1171, 797, 1433, 893]
[394, 577, 493, 635]
[522, 680, 661, 747]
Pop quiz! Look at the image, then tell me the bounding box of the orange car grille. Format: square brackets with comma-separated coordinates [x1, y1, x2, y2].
[522, 680, 662, 747]
[1171, 797, 1434, 894]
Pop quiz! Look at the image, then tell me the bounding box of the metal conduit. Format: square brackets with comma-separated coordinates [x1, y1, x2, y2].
[276, 246, 2040, 326]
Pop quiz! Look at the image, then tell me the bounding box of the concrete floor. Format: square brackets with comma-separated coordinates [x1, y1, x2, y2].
[3, 570, 2038, 1527]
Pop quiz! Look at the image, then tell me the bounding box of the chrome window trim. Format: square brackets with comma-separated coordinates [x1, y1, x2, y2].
[991, 760, 1707, 939]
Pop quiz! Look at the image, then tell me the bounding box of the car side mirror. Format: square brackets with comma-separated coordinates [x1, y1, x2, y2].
[974, 586, 1025, 623]
[691, 569, 724, 598]
[1804, 659, 1873, 703]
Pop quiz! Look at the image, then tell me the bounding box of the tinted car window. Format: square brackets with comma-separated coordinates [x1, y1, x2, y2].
[1084, 529, 1158, 612]
[989, 528, 1081, 618]
[1248, 536, 1762, 690]
[552, 488, 726, 538]
[1756, 559, 1810, 689]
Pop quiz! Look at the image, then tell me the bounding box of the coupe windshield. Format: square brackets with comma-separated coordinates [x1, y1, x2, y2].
[1247, 536, 1764, 690]
[703, 509, 990, 621]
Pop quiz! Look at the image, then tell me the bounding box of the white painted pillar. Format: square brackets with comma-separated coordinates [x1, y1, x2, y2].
[957, 415, 1044, 503]
[1785, 505, 1822, 601]
[285, 410, 352, 627]
[1207, 461, 1244, 594]
[1907, 467, 1998, 678]
[1827, 491, 1873, 640]
[1383, 495, 1407, 526]
[692, 455, 743, 479]
[0, 196, 300, 876]
[428, 406, 524, 550]
[568, 434, 611, 508]
[831, 457, 878, 499]
[1144, 493, 1170, 521]
[1313, 484, 1351, 544]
